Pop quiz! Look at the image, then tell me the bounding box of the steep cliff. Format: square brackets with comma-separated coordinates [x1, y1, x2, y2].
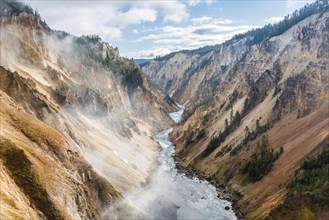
[143, 4, 329, 219]
[0, 1, 175, 219]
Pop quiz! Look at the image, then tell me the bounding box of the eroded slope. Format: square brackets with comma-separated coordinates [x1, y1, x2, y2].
[144, 7, 329, 219]
[0, 1, 175, 219]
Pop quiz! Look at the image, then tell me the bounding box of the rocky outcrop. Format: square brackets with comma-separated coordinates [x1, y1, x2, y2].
[77, 35, 120, 60]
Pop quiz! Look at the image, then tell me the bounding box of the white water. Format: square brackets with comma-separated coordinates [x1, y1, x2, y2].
[151, 106, 236, 219]
[117, 106, 237, 219]
[168, 103, 185, 123]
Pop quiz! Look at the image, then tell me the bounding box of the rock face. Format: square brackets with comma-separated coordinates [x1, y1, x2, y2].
[0, 1, 175, 219]
[143, 8, 329, 220]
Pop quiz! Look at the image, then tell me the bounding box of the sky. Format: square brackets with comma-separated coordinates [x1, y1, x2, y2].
[25, 0, 315, 59]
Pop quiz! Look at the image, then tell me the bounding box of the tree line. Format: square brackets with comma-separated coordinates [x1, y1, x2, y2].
[227, 0, 329, 46]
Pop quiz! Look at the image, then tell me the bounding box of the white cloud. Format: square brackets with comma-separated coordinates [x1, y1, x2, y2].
[192, 17, 233, 25]
[24, 1, 256, 59]
[186, 0, 213, 6]
[26, 1, 188, 41]
[131, 1, 189, 23]
[114, 7, 157, 27]
[213, 18, 234, 25]
[159, 3, 189, 22]
[286, 0, 314, 8]
[265, 17, 283, 23]
[131, 23, 258, 58]
[286, 0, 298, 8]
[191, 16, 212, 24]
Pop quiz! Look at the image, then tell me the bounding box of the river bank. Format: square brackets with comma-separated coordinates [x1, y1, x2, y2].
[173, 156, 244, 219]
[118, 105, 237, 219]
[153, 105, 237, 219]
[153, 127, 237, 219]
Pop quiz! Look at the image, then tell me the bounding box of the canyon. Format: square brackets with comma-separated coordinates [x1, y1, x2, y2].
[1, 0, 328, 219]
[143, 4, 329, 219]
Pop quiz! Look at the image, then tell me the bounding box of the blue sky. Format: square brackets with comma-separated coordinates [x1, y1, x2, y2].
[25, 0, 314, 58]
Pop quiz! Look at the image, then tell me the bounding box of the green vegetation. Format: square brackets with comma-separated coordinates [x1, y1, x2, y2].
[196, 129, 206, 140]
[202, 113, 210, 124]
[227, 0, 329, 46]
[289, 146, 329, 205]
[181, 95, 213, 123]
[95, 176, 120, 207]
[215, 144, 232, 158]
[272, 84, 282, 97]
[73, 36, 135, 76]
[122, 68, 143, 92]
[0, 138, 64, 220]
[1, 0, 35, 17]
[1, 0, 48, 27]
[243, 135, 283, 181]
[164, 94, 177, 107]
[153, 44, 221, 62]
[202, 108, 242, 157]
[182, 128, 206, 147]
[268, 144, 329, 219]
[231, 119, 271, 155]
[219, 101, 226, 111]
[153, 1, 328, 65]
[73, 35, 143, 92]
[155, 0, 328, 62]
[242, 77, 260, 115]
[225, 90, 239, 111]
[72, 40, 105, 68]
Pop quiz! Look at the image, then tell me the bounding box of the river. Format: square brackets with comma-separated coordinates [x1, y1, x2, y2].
[114, 106, 237, 219]
[138, 106, 237, 219]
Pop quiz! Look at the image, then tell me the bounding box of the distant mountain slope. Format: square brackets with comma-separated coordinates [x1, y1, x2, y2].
[134, 58, 153, 65]
[143, 1, 328, 111]
[143, 2, 329, 219]
[0, 0, 176, 219]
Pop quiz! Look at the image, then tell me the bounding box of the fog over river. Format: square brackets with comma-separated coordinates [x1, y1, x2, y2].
[109, 106, 237, 219]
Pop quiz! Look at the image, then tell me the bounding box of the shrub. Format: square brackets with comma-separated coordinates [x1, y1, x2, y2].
[230, 120, 270, 155]
[203, 110, 242, 157]
[196, 129, 206, 140]
[243, 137, 283, 181]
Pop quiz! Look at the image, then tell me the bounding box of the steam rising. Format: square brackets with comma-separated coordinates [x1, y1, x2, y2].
[0, 19, 159, 190]
[103, 108, 236, 220]
[1, 17, 236, 219]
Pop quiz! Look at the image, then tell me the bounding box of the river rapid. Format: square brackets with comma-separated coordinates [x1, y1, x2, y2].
[151, 106, 236, 219]
[115, 106, 237, 219]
